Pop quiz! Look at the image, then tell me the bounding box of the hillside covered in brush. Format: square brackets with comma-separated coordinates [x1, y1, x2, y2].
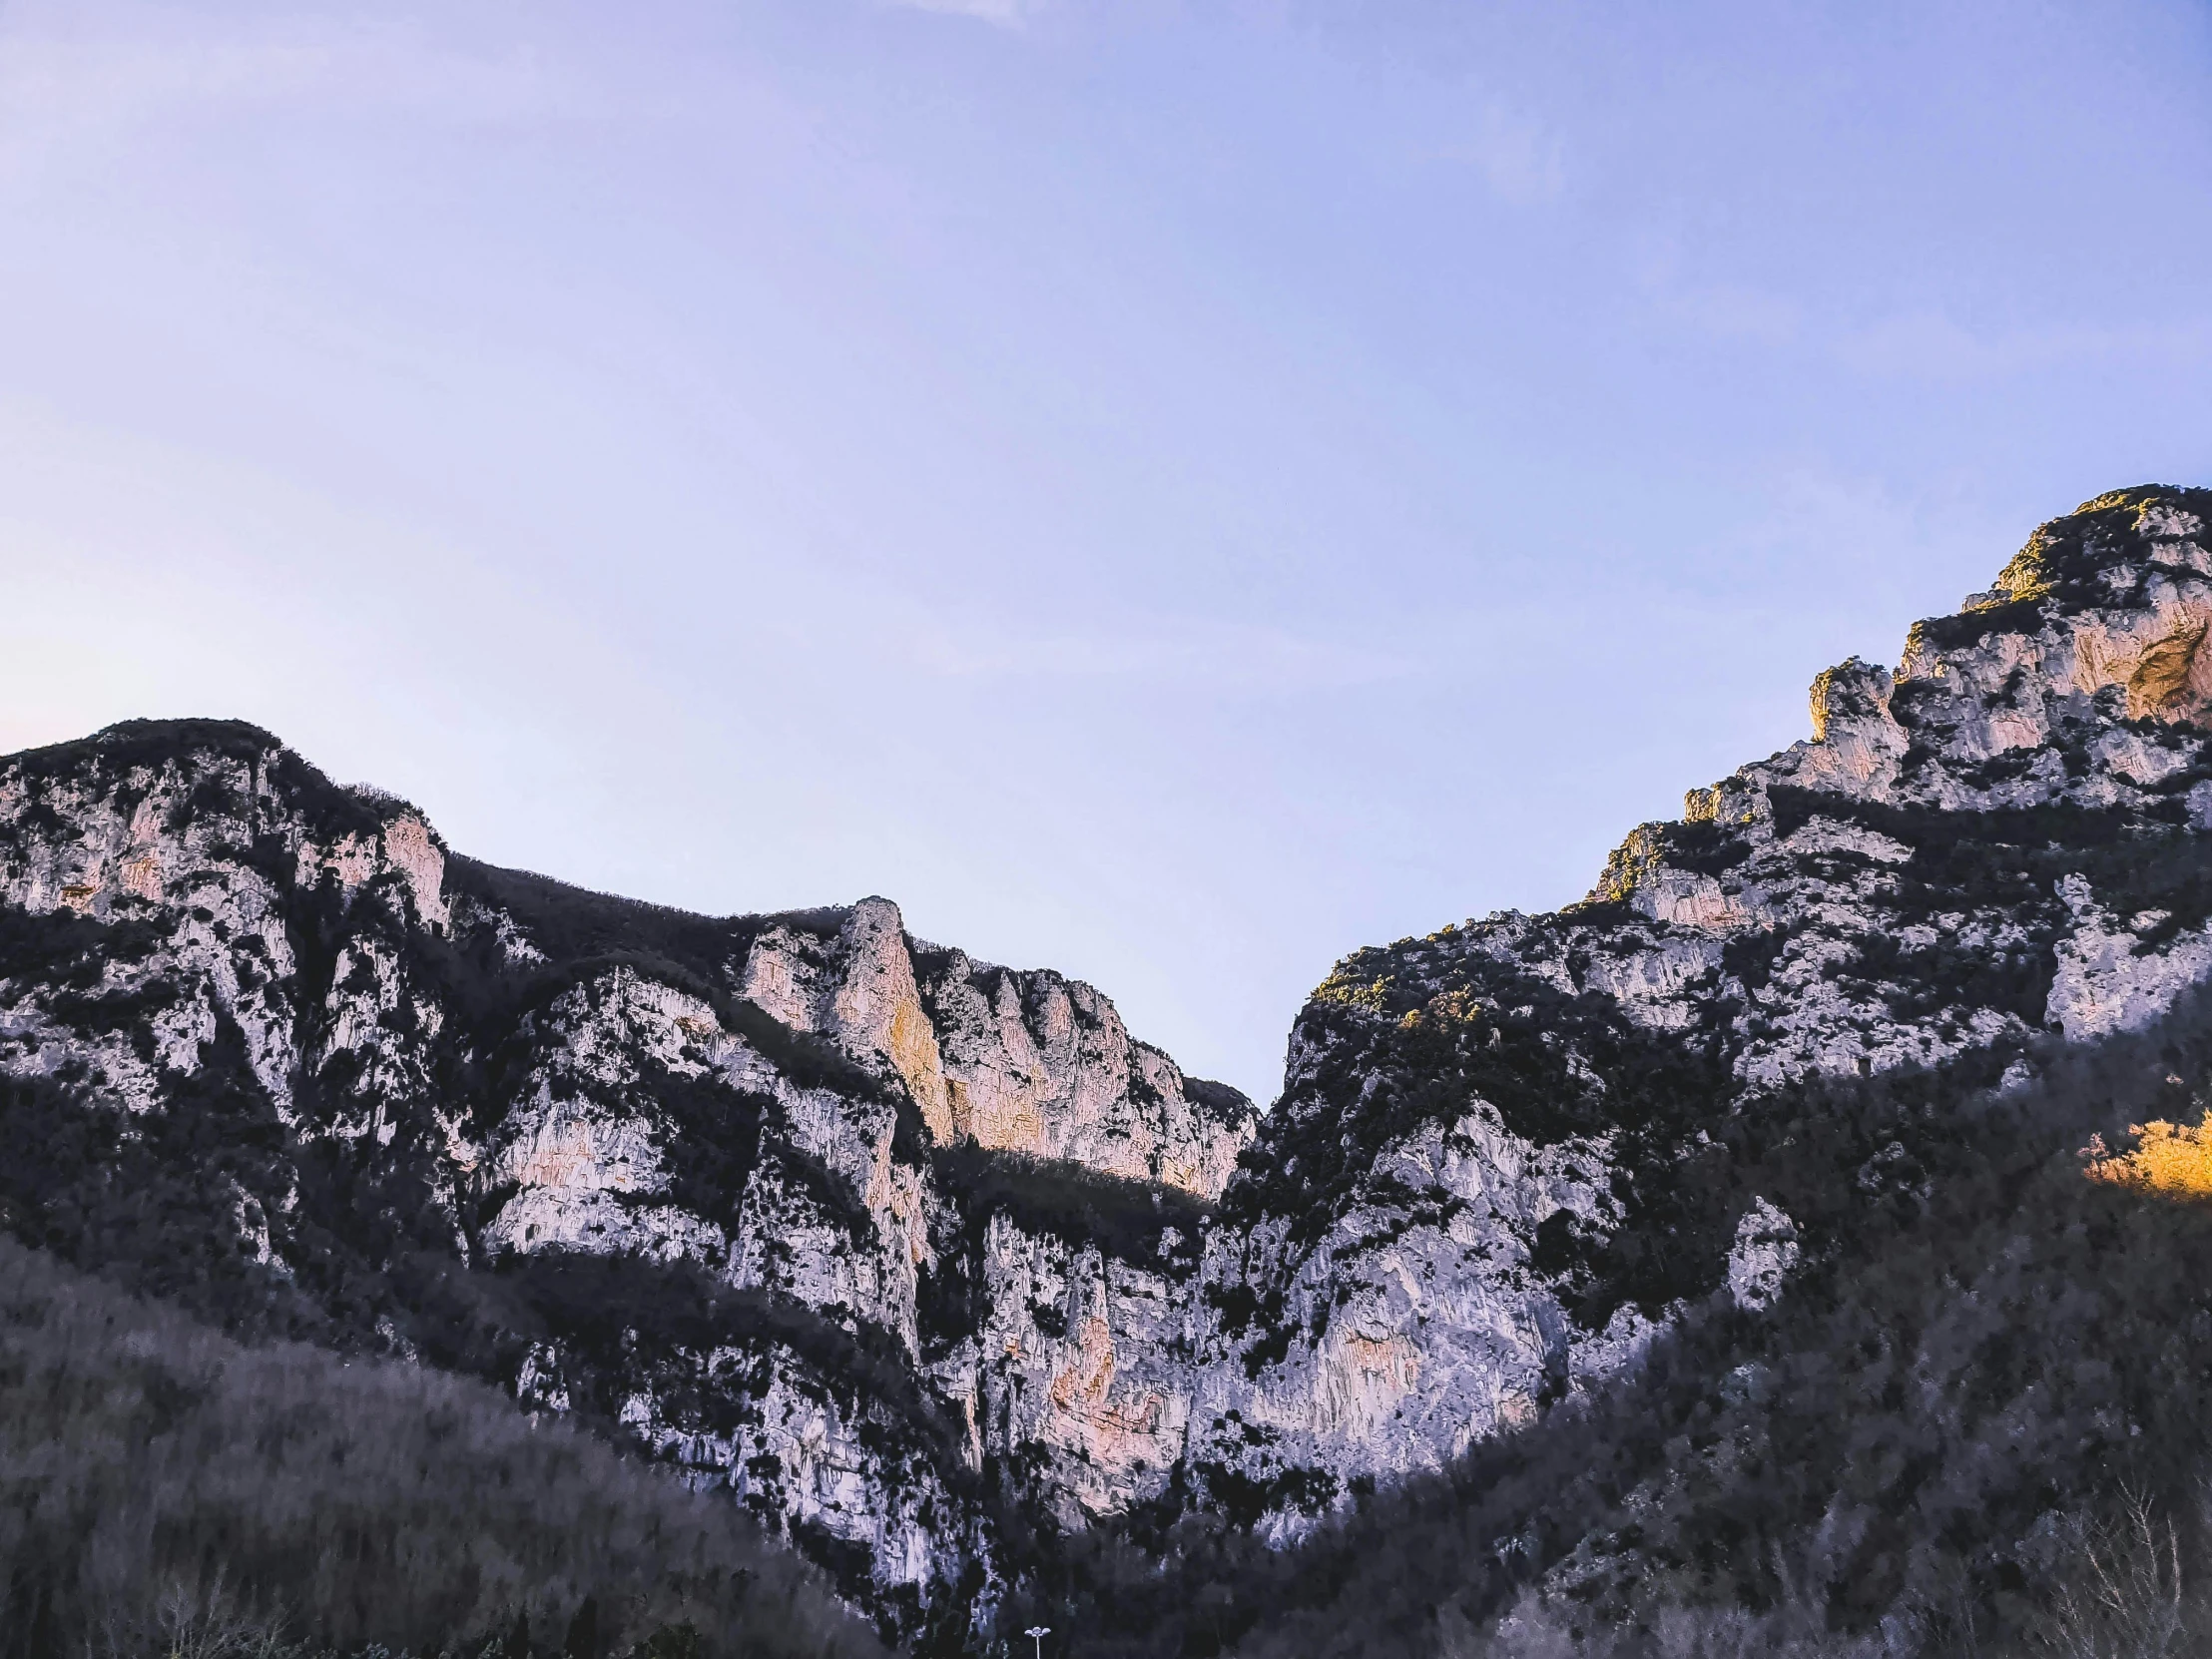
[0, 1233, 883, 1659]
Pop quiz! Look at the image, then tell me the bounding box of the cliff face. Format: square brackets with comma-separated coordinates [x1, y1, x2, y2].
[7, 484, 2212, 1619]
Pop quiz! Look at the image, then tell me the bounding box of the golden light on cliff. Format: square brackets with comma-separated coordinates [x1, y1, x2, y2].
[2082, 1110, 2212, 1201]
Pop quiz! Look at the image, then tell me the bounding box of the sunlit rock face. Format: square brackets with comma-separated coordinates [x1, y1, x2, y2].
[913, 946, 1255, 1199]
[8, 485, 2212, 1611]
[739, 903, 1258, 1201]
[933, 1209, 1204, 1528]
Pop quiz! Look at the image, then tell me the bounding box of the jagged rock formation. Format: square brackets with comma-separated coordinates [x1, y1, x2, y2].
[7, 483, 2212, 1618]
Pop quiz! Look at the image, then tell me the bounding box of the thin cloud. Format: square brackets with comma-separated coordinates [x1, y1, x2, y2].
[1835, 309, 2212, 380]
[0, 20, 584, 180]
[881, 0, 1040, 26]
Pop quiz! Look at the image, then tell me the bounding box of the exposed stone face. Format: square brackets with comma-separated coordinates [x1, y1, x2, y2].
[1186, 1090, 1660, 1512]
[478, 967, 738, 1268]
[742, 898, 956, 1142]
[9, 486, 2212, 1616]
[614, 1340, 976, 1594]
[940, 1212, 1201, 1527]
[738, 908, 1258, 1203]
[914, 947, 1256, 1199]
[1727, 1199, 1800, 1312]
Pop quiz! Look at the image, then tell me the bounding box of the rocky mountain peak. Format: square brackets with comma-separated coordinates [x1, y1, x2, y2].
[1598, 485, 2212, 933]
[1985, 482, 2212, 613]
[1751, 483, 2212, 816]
[0, 716, 450, 925]
[1174, 484, 2212, 1527]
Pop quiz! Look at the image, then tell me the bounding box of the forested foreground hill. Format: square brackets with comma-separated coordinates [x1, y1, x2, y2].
[0, 1236, 884, 1659]
[1008, 981, 2212, 1659]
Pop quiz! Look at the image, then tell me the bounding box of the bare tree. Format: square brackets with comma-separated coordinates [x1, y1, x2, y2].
[91, 1573, 291, 1659]
[2034, 1490, 2189, 1659]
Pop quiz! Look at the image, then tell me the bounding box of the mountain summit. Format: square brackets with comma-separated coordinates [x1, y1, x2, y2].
[5, 485, 2212, 1628]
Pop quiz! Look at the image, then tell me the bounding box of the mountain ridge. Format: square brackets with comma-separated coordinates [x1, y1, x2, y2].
[7, 482, 2212, 1642]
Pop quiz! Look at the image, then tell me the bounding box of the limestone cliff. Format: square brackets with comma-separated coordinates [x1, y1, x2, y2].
[738, 901, 1254, 1200]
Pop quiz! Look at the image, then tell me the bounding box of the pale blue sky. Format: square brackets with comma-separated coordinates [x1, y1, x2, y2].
[3, 0, 2208, 1099]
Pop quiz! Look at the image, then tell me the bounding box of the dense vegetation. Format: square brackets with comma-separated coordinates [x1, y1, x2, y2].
[992, 983, 2212, 1659]
[928, 1145, 1212, 1271]
[0, 1236, 882, 1659]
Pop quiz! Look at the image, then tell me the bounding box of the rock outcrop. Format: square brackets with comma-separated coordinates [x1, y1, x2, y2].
[7, 484, 2212, 1620]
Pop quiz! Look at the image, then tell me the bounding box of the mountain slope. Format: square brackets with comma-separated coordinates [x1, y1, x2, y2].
[1172, 483, 2212, 1514]
[6, 484, 2212, 1646]
[1018, 980, 2212, 1659]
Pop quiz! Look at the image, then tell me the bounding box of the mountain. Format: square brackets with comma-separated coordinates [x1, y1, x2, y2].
[6, 483, 2212, 1650]
[1007, 480, 2212, 1659]
[1027, 978, 2212, 1659]
[0, 717, 1257, 1631]
[1182, 481, 2212, 1508]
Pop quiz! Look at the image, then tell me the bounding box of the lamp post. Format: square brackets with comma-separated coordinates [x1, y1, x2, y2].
[1025, 1627, 1051, 1659]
